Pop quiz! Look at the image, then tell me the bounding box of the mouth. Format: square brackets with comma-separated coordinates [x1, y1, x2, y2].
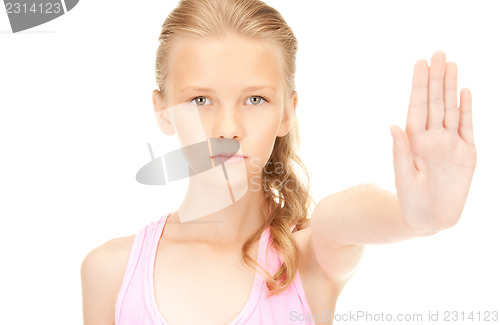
[210, 152, 247, 158]
[210, 153, 247, 164]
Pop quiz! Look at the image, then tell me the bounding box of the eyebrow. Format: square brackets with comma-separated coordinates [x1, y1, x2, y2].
[180, 85, 277, 93]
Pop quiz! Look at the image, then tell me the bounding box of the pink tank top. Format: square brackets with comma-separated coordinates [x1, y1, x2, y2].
[115, 212, 315, 325]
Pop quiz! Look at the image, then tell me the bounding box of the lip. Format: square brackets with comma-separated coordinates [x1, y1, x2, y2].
[210, 152, 247, 158]
[210, 153, 247, 164]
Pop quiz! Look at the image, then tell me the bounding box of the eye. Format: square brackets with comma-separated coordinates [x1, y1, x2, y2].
[189, 96, 212, 106]
[188, 95, 269, 106]
[246, 95, 269, 105]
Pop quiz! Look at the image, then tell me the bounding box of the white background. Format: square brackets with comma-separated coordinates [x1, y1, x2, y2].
[1, 0, 499, 324]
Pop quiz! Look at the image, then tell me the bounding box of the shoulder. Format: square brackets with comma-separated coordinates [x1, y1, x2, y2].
[80, 234, 136, 325]
[81, 234, 137, 290]
[81, 234, 137, 277]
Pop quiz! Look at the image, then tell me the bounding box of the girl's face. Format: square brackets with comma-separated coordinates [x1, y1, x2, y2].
[155, 35, 297, 183]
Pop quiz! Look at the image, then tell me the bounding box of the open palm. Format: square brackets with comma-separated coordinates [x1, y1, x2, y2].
[390, 51, 477, 235]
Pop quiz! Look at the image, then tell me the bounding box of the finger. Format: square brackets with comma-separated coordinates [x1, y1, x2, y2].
[390, 124, 418, 184]
[458, 88, 474, 144]
[427, 51, 446, 129]
[406, 59, 428, 137]
[444, 62, 459, 131]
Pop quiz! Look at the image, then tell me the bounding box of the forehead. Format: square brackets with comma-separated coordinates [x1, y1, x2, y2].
[166, 36, 284, 92]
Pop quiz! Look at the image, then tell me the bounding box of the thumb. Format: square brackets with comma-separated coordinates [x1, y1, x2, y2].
[390, 124, 417, 180]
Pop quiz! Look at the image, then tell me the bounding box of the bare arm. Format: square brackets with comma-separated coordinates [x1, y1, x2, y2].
[313, 51, 476, 247]
[311, 183, 425, 246]
[308, 51, 476, 282]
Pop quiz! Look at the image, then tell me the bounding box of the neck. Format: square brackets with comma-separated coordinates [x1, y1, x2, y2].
[168, 165, 269, 246]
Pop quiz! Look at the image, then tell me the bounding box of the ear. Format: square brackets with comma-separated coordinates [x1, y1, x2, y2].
[277, 90, 298, 137]
[153, 89, 175, 136]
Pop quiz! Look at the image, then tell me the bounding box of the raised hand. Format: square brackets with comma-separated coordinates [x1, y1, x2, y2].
[389, 51, 477, 235]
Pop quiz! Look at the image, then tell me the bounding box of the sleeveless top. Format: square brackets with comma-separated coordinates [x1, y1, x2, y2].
[115, 212, 315, 325]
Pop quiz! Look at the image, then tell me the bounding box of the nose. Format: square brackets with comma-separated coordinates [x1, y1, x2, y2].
[215, 106, 241, 140]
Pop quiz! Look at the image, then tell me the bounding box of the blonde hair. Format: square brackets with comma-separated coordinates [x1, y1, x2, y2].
[154, 0, 315, 296]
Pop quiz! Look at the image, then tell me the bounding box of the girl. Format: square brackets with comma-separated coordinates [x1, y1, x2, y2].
[80, 0, 477, 324]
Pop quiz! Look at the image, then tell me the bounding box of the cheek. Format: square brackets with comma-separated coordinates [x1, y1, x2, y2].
[248, 115, 281, 155]
[248, 107, 283, 131]
[171, 104, 207, 146]
[247, 108, 282, 137]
